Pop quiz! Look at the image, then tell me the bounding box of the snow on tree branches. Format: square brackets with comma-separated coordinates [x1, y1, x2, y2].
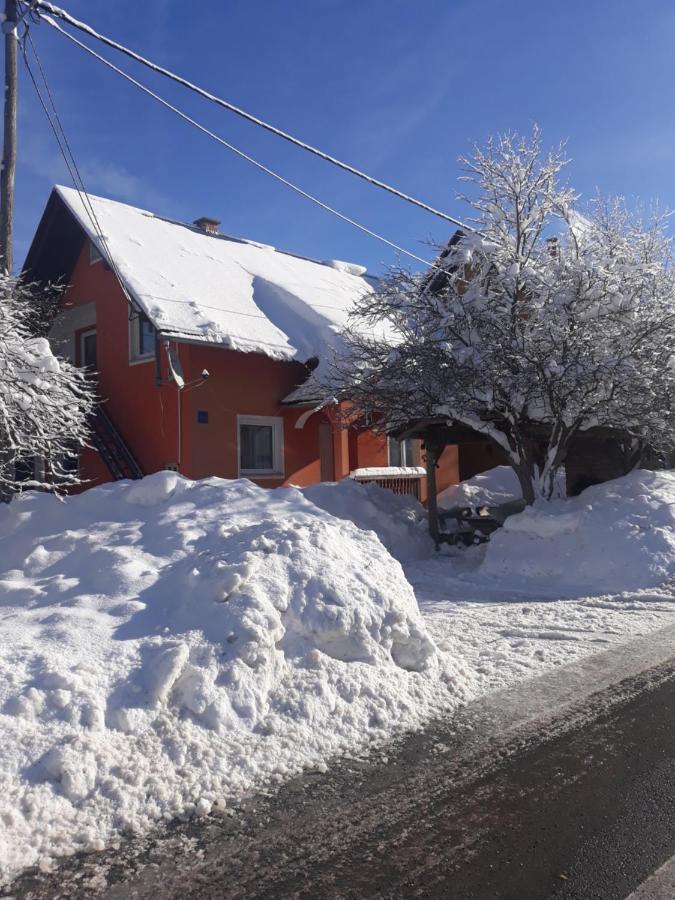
[326, 128, 675, 504]
[0, 275, 95, 496]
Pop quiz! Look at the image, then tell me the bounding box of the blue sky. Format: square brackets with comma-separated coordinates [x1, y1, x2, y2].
[13, 0, 675, 273]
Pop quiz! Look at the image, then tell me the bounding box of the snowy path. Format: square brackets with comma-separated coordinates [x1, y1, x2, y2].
[409, 556, 675, 696]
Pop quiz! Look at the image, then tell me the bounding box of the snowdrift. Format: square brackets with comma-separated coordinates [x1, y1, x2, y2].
[480, 470, 675, 595]
[302, 478, 433, 561]
[438, 465, 565, 509]
[438, 465, 522, 509]
[0, 474, 471, 883]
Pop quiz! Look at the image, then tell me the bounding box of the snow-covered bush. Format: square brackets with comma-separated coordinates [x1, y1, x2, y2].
[326, 128, 675, 503]
[0, 275, 94, 495]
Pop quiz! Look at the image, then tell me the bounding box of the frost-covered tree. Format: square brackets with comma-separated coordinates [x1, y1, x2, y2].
[326, 128, 675, 503]
[0, 274, 95, 496]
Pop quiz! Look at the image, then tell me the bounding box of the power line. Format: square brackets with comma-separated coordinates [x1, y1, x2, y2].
[29, 0, 476, 234]
[20, 29, 145, 317]
[37, 15, 441, 269]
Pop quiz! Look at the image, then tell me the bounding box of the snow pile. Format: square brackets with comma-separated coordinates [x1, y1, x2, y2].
[302, 478, 433, 561]
[480, 470, 675, 595]
[438, 465, 565, 509]
[438, 466, 522, 508]
[0, 474, 470, 883]
[322, 259, 368, 277]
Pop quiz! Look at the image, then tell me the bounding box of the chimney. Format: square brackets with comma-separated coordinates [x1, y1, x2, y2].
[193, 216, 220, 235]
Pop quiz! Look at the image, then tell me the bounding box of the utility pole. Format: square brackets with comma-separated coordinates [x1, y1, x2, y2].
[0, 0, 18, 275]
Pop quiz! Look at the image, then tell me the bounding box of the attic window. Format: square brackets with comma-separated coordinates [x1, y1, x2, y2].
[89, 241, 103, 265]
[129, 313, 155, 363]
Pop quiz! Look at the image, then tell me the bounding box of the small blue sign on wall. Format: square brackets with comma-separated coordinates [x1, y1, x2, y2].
[197, 410, 209, 424]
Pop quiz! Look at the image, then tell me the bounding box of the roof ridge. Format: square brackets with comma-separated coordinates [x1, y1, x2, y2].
[54, 183, 372, 278]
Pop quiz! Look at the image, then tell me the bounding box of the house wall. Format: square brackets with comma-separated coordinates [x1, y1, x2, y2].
[53, 239, 462, 500]
[48, 301, 96, 362]
[177, 343, 330, 488]
[351, 430, 388, 470]
[55, 241, 180, 480]
[52, 244, 385, 490]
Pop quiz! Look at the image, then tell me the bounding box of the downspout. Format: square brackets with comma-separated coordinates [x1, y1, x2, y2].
[177, 383, 182, 469]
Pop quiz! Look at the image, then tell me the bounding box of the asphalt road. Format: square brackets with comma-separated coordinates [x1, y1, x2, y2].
[9, 651, 674, 900]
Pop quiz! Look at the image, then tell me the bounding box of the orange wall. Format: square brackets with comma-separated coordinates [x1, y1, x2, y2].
[59, 242, 391, 489]
[59, 240, 463, 500]
[353, 430, 388, 469]
[62, 243, 180, 479]
[177, 344, 330, 487]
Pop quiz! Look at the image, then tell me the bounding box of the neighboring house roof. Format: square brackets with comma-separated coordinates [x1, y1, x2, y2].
[24, 186, 377, 364]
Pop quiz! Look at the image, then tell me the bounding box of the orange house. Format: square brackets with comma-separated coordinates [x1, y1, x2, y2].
[24, 187, 462, 498]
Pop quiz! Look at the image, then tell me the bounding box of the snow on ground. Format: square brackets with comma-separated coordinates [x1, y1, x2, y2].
[1, 468, 675, 883]
[0, 474, 471, 885]
[417, 468, 675, 693]
[409, 558, 675, 698]
[481, 469, 675, 594]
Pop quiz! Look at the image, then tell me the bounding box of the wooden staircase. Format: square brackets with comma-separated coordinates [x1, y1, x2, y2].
[90, 406, 143, 481]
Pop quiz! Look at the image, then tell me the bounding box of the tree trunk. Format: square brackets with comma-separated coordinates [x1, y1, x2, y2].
[513, 460, 536, 505]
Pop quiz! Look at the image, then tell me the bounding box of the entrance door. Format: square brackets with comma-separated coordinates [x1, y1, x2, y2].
[79, 328, 97, 370]
[319, 422, 334, 481]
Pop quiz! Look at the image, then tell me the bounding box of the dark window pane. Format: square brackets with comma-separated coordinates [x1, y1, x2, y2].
[82, 332, 97, 369]
[403, 439, 419, 466]
[241, 424, 274, 471]
[388, 437, 402, 466]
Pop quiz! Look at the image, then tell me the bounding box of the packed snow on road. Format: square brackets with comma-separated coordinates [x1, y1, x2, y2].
[1, 468, 675, 883]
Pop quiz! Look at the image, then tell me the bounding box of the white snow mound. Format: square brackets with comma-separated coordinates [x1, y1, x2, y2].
[480, 470, 675, 595]
[302, 478, 433, 561]
[438, 465, 522, 508]
[438, 465, 565, 509]
[0, 474, 471, 883]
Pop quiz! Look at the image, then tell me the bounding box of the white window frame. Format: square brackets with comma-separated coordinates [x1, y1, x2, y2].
[237, 415, 284, 479]
[129, 312, 155, 365]
[79, 327, 97, 370]
[89, 240, 103, 265]
[387, 436, 420, 467]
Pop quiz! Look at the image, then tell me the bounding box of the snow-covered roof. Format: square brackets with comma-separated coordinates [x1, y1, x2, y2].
[55, 186, 376, 362]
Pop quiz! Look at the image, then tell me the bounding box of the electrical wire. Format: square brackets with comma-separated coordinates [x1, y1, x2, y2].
[29, 0, 476, 234]
[21, 27, 144, 316]
[36, 16, 442, 269]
